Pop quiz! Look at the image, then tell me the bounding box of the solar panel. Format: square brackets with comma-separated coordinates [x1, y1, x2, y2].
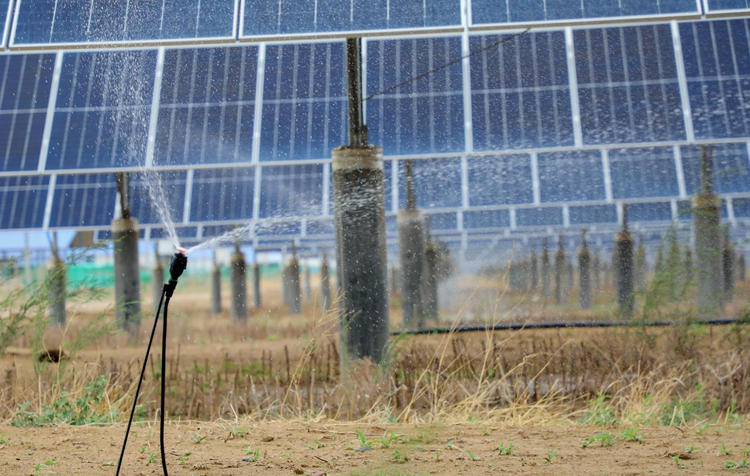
[706, 0, 750, 13]
[1, 0, 11, 47]
[155, 46, 259, 166]
[680, 19, 750, 141]
[569, 204, 618, 225]
[46, 50, 157, 170]
[466, 155, 533, 206]
[0, 53, 55, 172]
[628, 201, 674, 221]
[12, 0, 236, 46]
[49, 173, 117, 227]
[129, 171, 187, 224]
[516, 206, 563, 227]
[0, 175, 49, 229]
[190, 167, 255, 222]
[469, 31, 574, 152]
[398, 158, 462, 209]
[681, 143, 750, 194]
[463, 209, 511, 229]
[574, 24, 686, 145]
[537, 150, 605, 203]
[365, 36, 465, 157]
[242, 0, 461, 37]
[258, 164, 324, 218]
[260, 42, 347, 162]
[609, 147, 680, 199]
[469, 0, 699, 26]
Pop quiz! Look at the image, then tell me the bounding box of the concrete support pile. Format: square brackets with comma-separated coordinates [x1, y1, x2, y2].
[635, 236, 647, 292]
[283, 249, 301, 314]
[723, 226, 734, 303]
[113, 218, 141, 333]
[566, 261, 574, 294]
[554, 236, 566, 305]
[578, 231, 592, 310]
[693, 146, 724, 317]
[541, 238, 552, 298]
[593, 252, 601, 290]
[614, 206, 635, 318]
[152, 251, 164, 314]
[738, 253, 746, 282]
[332, 145, 389, 363]
[304, 262, 312, 302]
[230, 243, 248, 323]
[683, 248, 693, 287]
[398, 210, 425, 327]
[211, 252, 222, 315]
[252, 263, 261, 308]
[422, 240, 439, 322]
[530, 248, 538, 292]
[48, 255, 66, 327]
[320, 255, 332, 310]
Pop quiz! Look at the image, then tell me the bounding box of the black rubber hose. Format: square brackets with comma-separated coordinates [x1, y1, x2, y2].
[115, 287, 166, 476]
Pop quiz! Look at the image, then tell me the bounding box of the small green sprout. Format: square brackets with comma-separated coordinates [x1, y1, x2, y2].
[682, 443, 700, 454]
[377, 431, 403, 449]
[355, 429, 373, 449]
[498, 441, 515, 456]
[147, 452, 157, 464]
[719, 440, 732, 456]
[672, 454, 687, 469]
[244, 447, 260, 462]
[191, 433, 207, 444]
[620, 428, 644, 443]
[544, 450, 559, 464]
[391, 449, 408, 464]
[581, 433, 616, 448]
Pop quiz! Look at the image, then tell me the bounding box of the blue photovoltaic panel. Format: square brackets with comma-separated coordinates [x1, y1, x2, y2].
[129, 171, 187, 225]
[516, 207, 563, 227]
[680, 19, 750, 141]
[569, 204, 618, 224]
[426, 212, 458, 230]
[13, 0, 235, 45]
[707, 0, 750, 12]
[398, 158, 462, 209]
[307, 218, 334, 235]
[466, 155, 533, 206]
[0, 175, 49, 229]
[627, 202, 673, 222]
[260, 43, 347, 162]
[190, 167, 255, 222]
[0, 54, 56, 172]
[243, 0, 460, 36]
[259, 164, 323, 218]
[155, 47, 258, 166]
[256, 220, 301, 236]
[538, 150, 605, 203]
[470, 0, 698, 25]
[46, 51, 157, 170]
[1, 0, 10, 46]
[383, 161, 393, 212]
[575, 25, 686, 145]
[151, 227, 197, 239]
[470, 31, 574, 152]
[732, 197, 750, 217]
[678, 199, 730, 219]
[49, 173, 117, 227]
[366, 36, 464, 157]
[609, 147, 680, 198]
[463, 209, 510, 229]
[681, 143, 750, 194]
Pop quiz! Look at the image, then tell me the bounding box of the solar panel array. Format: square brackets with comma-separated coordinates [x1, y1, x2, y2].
[2, 3, 750, 252]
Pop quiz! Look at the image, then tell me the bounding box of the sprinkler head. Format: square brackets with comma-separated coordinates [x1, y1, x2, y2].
[169, 249, 188, 281]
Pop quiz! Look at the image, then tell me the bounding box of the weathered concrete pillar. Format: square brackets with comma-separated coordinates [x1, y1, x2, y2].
[578, 231, 592, 310]
[210, 258, 222, 315]
[304, 261, 312, 302]
[693, 146, 724, 317]
[554, 236, 566, 305]
[614, 207, 635, 318]
[604, 262, 611, 288]
[230, 243, 248, 323]
[566, 260, 574, 294]
[252, 263, 261, 308]
[738, 253, 746, 282]
[390, 266, 400, 295]
[398, 209, 425, 327]
[635, 236, 647, 292]
[332, 146, 389, 363]
[113, 218, 141, 333]
[422, 240, 439, 323]
[723, 227, 734, 303]
[283, 254, 301, 314]
[684, 248, 693, 288]
[541, 238, 552, 298]
[593, 252, 601, 290]
[48, 257, 66, 327]
[151, 252, 164, 314]
[320, 255, 332, 310]
[530, 248, 538, 292]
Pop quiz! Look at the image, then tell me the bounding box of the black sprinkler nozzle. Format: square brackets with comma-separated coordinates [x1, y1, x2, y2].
[169, 248, 188, 282]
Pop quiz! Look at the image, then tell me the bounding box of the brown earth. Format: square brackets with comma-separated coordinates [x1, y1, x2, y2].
[1, 421, 748, 475]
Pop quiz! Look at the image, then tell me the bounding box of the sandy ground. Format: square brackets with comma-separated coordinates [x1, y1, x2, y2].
[1, 421, 748, 475]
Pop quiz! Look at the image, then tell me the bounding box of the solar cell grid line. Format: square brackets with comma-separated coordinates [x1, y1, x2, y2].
[0, 53, 54, 172]
[11, 0, 237, 46]
[573, 24, 686, 145]
[365, 35, 465, 157]
[0, 175, 49, 229]
[189, 166, 255, 222]
[259, 42, 346, 162]
[469, 30, 574, 152]
[45, 50, 157, 170]
[608, 146, 681, 198]
[680, 19, 750, 140]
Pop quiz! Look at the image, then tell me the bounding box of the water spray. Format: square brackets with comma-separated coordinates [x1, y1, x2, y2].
[116, 248, 188, 476]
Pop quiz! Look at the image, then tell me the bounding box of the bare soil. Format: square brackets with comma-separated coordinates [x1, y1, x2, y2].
[1, 421, 748, 475]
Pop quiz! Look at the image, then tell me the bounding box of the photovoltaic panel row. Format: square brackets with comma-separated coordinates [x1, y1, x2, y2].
[12, 0, 236, 46]
[707, 0, 750, 13]
[470, 0, 699, 26]
[0, 175, 48, 229]
[242, 0, 461, 37]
